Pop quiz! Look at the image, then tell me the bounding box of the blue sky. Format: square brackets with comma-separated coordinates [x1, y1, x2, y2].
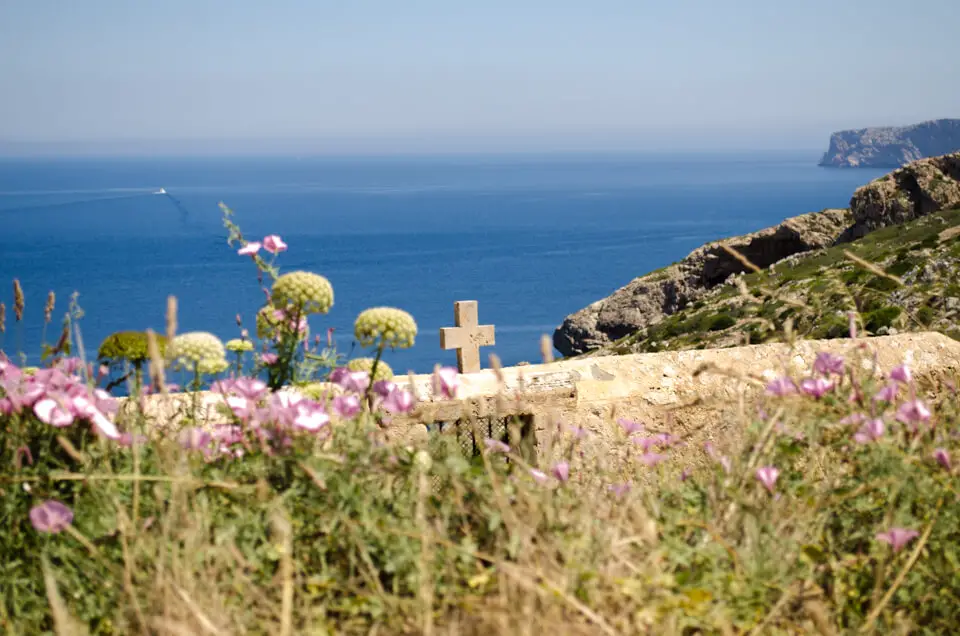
[1, 0, 958, 154]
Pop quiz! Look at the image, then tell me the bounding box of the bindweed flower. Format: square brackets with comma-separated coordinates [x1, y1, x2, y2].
[34, 397, 74, 428]
[813, 352, 845, 376]
[876, 527, 920, 552]
[873, 383, 898, 403]
[231, 377, 268, 401]
[180, 428, 212, 452]
[896, 399, 931, 426]
[337, 370, 370, 394]
[551, 461, 570, 483]
[262, 234, 287, 254]
[609, 483, 631, 497]
[484, 438, 510, 453]
[271, 271, 333, 315]
[261, 353, 279, 365]
[238, 242, 261, 256]
[766, 376, 797, 397]
[853, 418, 886, 444]
[529, 469, 549, 484]
[29, 500, 74, 534]
[381, 387, 415, 414]
[432, 366, 459, 399]
[890, 364, 912, 385]
[332, 394, 361, 419]
[618, 418, 644, 436]
[800, 377, 834, 399]
[355, 307, 418, 349]
[292, 402, 330, 432]
[225, 338, 254, 353]
[347, 357, 394, 381]
[755, 466, 780, 493]
[639, 452, 667, 467]
[933, 448, 952, 471]
[840, 413, 867, 426]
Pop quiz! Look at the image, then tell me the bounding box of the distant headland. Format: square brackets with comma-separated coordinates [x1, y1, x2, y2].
[819, 118, 960, 168]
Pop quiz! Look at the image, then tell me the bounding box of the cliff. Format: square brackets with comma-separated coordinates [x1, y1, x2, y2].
[554, 153, 960, 357]
[818, 119, 960, 168]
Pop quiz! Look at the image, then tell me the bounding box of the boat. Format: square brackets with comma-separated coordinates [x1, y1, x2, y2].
[154, 187, 167, 195]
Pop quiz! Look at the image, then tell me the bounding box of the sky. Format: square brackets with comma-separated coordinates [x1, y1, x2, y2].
[1, 0, 958, 155]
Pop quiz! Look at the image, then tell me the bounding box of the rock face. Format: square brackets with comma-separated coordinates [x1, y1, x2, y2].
[819, 119, 960, 168]
[552, 208, 852, 356]
[846, 153, 960, 238]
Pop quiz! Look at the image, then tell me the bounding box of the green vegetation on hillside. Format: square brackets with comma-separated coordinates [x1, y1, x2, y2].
[599, 208, 960, 355]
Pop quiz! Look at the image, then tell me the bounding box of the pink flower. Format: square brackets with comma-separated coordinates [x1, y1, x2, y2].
[873, 383, 898, 403]
[293, 403, 330, 431]
[332, 394, 361, 419]
[529, 469, 549, 484]
[180, 428, 212, 451]
[432, 366, 459, 399]
[609, 483, 631, 497]
[232, 377, 268, 401]
[755, 466, 780, 493]
[639, 452, 667, 467]
[381, 387, 415, 414]
[618, 418, 644, 436]
[875, 527, 920, 552]
[261, 353, 279, 365]
[896, 399, 931, 426]
[890, 364, 912, 385]
[238, 242, 261, 256]
[800, 377, 834, 399]
[551, 461, 570, 482]
[484, 438, 510, 453]
[29, 500, 74, 534]
[226, 395, 252, 420]
[262, 235, 287, 254]
[338, 371, 370, 394]
[766, 376, 797, 397]
[933, 448, 952, 471]
[372, 380, 397, 398]
[70, 395, 122, 440]
[813, 352, 845, 376]
[34, 397, 74, 427]
[326, 327, 335, 348]
[680, 468, 692, 481]
[853, 418, 886, 444]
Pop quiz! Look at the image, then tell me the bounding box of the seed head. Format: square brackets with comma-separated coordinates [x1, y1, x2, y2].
[0, 302, 5, 334]
[13, 279, 25, 321]
[225, 338, 255, 353]
[347, 357, 394, 381]
[167, 332, 227, 371]
[271, 271, 334, 315]
[354, 307, 417, 349]
[44, 291, 55, 324]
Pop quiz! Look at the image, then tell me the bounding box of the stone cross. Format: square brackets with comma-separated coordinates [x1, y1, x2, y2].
[439, 300, 495, 373]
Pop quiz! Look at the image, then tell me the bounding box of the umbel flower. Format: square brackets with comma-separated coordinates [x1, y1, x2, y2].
[347, 357, 394, 381]
[225, 338, 254, 353]
[167, 332, 227, 370]
[271, 271, 334, 315]
[354, 307, 417, 349]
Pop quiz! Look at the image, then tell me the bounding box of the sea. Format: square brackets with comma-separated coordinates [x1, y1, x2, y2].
[0, 152, 887, 378]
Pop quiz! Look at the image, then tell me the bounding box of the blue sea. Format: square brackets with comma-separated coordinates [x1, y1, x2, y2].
[0, 153, 886, 375]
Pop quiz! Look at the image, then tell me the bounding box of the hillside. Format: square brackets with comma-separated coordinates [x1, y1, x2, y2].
[819, 118, 960, 168]
[585, 207, 960, 356]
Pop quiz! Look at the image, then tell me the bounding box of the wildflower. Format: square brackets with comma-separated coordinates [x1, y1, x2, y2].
[896, 399, 931, 426]
[167, 332, 227, 370]
[117, 432, 147, 447]
[755, 466, 780, 493]
[238, 241, 261, 256]
[271, 271, 334, 315]
[873, 383, 898, 403]
[609, 483, 631, 497]
[261, 353, 279, 365]
[293, 403, 330, 432]
[432, 366, 459, 399]
[680, 468, 692, 481]
[231, 377, 268, 401]
[618, 418, 644, 436]
[347, 357, 394, 381]
[33, 397, 74, 427]
[29, 501, 73, 534]
[180, 428, 212, 451]
[890, 364, 912, 385]
[337, 370, 370, 394]
[484, 438, 510, 453]
[326, 327, 335, 347]
[853, 418, 886, 444]
[332, 394, 361, 419]
[529, 469, 549, 484]
[639, 452, 667, 467]
[372, 379, 397, 397]
[766, 376, 797, 397]
[875, 527, 920, 552]
[263, 234, 288, 254]
[567, 425, 589, 439]
[933, 448, 952, 471]
[381, 387, 415, 414]
[800, 377, 834, 399]
[551, 461, 570, 482]
[848, 311, 858, 339]
[354, 307, 418, 349]
[813, 352, 844, 376]
[225, 338, 254, 353]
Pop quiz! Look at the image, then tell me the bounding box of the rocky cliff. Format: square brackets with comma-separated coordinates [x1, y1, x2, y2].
[818, 119, 960, 168]
[554, 153, 960, 357]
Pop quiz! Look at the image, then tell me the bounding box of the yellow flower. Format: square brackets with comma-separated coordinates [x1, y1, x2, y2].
[271, 271, 334, 315]
[354, 307, 417, 349]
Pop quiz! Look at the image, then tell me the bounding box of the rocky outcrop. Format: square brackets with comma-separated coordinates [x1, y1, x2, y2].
[819, 119, 960, 168]
[553, 208, 853, 356]
[845, 152, 960, 238]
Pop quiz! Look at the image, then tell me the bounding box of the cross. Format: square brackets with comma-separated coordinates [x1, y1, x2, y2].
[440, 300, 495, 373]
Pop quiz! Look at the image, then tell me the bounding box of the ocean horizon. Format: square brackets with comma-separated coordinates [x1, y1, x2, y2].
[0, 151, 887, 377]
